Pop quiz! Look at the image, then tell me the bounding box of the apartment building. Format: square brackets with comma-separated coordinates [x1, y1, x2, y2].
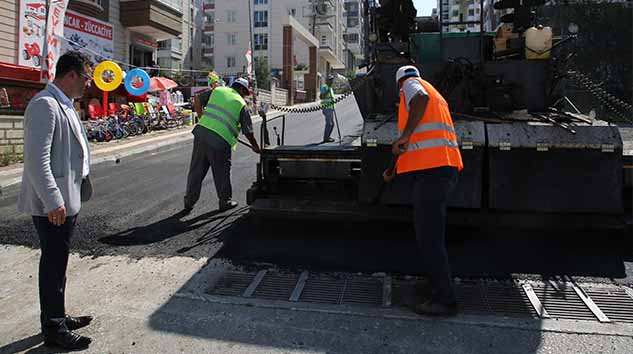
[343, 0, 365, 71]
[437, 0, 500, 33]
[157, 0, 205, 74]
[201, 0, 346, 82]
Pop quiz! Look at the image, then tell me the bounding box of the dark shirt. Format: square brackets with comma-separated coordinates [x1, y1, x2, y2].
[193, 90, 254, 149]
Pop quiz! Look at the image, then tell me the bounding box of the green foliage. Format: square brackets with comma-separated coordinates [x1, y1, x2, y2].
[255, 57, 271, 90]
[0, 151, 23, 167]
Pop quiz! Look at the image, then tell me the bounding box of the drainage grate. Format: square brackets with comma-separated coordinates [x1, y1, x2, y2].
[483, 283, 538, 318]
[204, 270, 633, 324]
[253, 273, 298, 301]
[341, 277, 382, 306]
[299, 275, 345, 304]
[584, 287, 633, 323]
[207, 272, 254, 296]
[531, 284, 597, 321]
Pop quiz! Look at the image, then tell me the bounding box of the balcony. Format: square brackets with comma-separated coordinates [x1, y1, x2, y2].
[319, 37, 345, 69]
[203, 47, 214, 57]
[120, 0, 183, 40]
[203, 3, 214, 13]
[204, 24, 214, 33]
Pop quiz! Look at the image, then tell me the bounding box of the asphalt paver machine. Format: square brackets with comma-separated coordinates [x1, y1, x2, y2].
[247, 0, 632, 229]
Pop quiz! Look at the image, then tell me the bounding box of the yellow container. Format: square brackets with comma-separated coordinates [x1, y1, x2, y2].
[525, 25, 552, 59]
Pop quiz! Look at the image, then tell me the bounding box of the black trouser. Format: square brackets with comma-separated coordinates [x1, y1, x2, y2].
[184, 135, 232, 208]
[33, 215, 78, 334]
[412, 166, 459, 304]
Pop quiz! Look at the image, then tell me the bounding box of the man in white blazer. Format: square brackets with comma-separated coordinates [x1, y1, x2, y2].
[18, 51, 94, 350]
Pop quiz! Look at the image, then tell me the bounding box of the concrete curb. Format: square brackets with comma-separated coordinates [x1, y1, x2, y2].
[0, 114, 268, 196]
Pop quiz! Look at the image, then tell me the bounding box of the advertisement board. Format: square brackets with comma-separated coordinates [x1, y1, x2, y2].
[62, 10, 114, 64]
[18, 4, 113, 73]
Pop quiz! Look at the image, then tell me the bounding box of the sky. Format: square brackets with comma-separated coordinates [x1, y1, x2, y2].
[412, 0, 435, 16]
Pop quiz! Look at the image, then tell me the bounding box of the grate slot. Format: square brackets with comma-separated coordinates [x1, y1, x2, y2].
[207, 272, 255, 297]
[300, 276, 345, 304]
[253, 273, 298, 301]
[341, 277, 382, 305]
[532, 286, 597, 321]
[585, 288, 633, 323]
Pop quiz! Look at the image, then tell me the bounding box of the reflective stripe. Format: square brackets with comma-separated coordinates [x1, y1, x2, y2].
[400, 122, 456, 135]
[408, 138, 459, 151]
[206, 103, 239, 123]
[203, 111, 239, 136]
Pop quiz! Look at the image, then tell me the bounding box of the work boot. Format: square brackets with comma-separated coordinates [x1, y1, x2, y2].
[44, 330, 92, 350]
[219, 200, 238, 212]
[414, 299, 457, 317]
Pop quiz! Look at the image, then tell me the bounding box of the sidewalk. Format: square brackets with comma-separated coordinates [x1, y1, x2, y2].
[0, 109, 289, 195]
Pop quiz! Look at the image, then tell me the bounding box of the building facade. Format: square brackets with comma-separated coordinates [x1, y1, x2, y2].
[437, 0, 500, 33]
[201, 0, 347, 83]
[343, 0, 365, 72]
[0, 0, 184, 72]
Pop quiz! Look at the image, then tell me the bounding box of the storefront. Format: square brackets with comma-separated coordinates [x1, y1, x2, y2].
[130, 34, 158, 68]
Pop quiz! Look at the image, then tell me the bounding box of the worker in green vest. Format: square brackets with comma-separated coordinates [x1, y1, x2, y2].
[319, 75, 336, 143]
[183, 78, 261, 213]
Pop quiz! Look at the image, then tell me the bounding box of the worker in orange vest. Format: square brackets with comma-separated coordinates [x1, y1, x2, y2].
[387, 65, 463, 316]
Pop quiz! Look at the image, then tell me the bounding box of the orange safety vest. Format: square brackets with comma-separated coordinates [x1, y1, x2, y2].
[397, 77, 463, 174]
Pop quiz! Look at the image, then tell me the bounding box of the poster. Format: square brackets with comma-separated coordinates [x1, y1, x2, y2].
[41, 0, 70, 81]
[18, 0, 47, 69]
[62, 10, 114, 64]
[18, 3, 113, 77]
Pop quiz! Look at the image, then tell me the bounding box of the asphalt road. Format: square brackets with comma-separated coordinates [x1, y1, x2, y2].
[0, 95, 631, 285]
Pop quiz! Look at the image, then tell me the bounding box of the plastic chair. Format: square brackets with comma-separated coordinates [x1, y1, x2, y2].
[88, 103, 103, 120]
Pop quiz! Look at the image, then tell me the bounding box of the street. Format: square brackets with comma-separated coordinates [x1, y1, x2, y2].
[1, 96, 633, 353]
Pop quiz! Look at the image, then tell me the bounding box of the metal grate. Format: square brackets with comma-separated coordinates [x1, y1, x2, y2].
[584, 287, 633, 323]
[531, 284, 597, 321]
[299, 275, 345, 304]
[204, 271, 633, 324]
[253, 273, 298, 301]
[482, 283, 538, 318]
[341, 277, 382, 305]
[207, 272, 254, 296]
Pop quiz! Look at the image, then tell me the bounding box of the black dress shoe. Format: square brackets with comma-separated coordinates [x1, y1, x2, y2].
[414, 300, 457, 317]
[65, 315, 93, 331]
[44, 330, 92, 350]
[219, 200, 238, 211]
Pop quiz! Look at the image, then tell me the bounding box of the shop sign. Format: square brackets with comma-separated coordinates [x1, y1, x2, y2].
[62, 10, 114, 64]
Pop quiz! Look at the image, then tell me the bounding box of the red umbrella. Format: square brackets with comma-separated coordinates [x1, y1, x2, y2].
[149, 77, 178, 92]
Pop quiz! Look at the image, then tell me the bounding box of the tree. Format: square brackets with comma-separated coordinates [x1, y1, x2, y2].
[255, 57, 271, 90]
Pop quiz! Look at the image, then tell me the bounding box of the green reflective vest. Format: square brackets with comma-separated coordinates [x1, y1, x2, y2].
[321, 85, 335, 109]
[198, 87, 245, 149]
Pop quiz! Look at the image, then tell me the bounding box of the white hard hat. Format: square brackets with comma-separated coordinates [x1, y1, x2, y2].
[233, 77, 249, 90]
[395, 65, 420, 84]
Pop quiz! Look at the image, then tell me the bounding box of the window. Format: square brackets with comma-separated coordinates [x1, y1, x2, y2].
[343, 33, 359, 44]
[227, 56, 236, 67]
[254, 0, 267, 4]
[475, 8, 480, 14]
[205, 34, 214, 47]
[205, 13, 214, 24]
[451, 10, 458, 17]
[345, 3, 359, 16]
[347, 17, 359, 27]
[468, 9, 474, 16]
[288, 8, 296, 16]
[254, 11, 268, 27]
[227, 32, 237, 45]
[254, 33, 268, 50]
[226, 10, 237, 23]
[321, 35, 327, 46]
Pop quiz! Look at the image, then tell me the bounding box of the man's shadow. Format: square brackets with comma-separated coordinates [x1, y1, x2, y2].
[98, 207, 248, 246]
[0, 333, 72, 354]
